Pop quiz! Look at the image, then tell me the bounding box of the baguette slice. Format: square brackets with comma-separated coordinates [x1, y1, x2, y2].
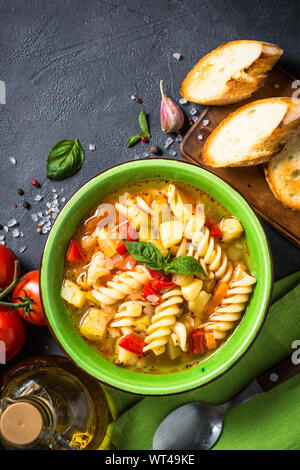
[181, 40, 283, 105]
[265, 131, 300, 210]
[201, 98, 300, 167]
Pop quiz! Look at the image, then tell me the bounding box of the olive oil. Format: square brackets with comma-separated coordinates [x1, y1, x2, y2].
[0, 356, 110, 450]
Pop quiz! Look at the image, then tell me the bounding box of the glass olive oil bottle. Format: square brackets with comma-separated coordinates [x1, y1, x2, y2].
[0, 356, 110, 450]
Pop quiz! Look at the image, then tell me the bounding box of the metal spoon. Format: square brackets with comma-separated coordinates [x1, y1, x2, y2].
[153, 356, 300, 450]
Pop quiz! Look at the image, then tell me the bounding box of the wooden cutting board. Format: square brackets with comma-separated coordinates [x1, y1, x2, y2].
[179, 66, 300, 247]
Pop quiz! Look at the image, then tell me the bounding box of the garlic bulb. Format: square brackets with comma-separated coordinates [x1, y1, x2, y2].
[160, 80, 184, 133]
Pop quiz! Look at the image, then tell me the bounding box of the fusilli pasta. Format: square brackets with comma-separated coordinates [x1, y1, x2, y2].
[171, 321, 188, 352]
[203, 266, 257, 340]
[90, 265, 151, 306]
[110, 301, 146, 328]
[143, 287, 184, 355]
[190, 227, 233, 282]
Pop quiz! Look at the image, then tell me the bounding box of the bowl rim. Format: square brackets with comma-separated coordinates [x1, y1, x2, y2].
[40, 158, 273, 396]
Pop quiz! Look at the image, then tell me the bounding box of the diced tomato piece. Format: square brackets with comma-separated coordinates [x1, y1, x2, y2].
[141, 281, 162, 305]
[189, 329, 206, 355]
[116, 240, 128, 255]
[151, 279, 176, 290]
[119, 333, 145, 356]
[114, 219, 138, 241]
[127, 222, 138, 241]
[205, 219, 222, 239]
[67, 240, 84, 263]
[116, 254, 136, 271]
[146, 268, 172, 282]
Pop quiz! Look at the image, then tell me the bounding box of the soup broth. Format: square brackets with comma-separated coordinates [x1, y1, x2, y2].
[61, 180, 256, 374]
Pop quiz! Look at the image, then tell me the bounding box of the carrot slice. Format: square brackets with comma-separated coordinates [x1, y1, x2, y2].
[205, 332, 217, 350]
[206, 281, 229, 316]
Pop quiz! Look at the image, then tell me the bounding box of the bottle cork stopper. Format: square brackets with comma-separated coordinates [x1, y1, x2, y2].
[0, 401, 43, 446]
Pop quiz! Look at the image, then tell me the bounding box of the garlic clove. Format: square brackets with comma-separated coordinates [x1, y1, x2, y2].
[160, 80, 185, 133]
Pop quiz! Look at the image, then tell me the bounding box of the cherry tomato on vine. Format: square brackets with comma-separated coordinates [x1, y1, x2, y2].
[12, 271, 46, 326]
[0, 245, 20, 290]
[0, 306, 26, 360]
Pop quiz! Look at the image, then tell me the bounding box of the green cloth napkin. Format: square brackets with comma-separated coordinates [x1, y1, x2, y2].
[102, 271, 300, 450]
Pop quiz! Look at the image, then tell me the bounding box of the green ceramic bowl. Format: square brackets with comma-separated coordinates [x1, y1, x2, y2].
[40, 159, 272, 395]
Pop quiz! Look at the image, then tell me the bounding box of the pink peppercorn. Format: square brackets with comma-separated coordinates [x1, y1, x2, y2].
[141, 136, 148, 143]
[31, 179, 39, 187]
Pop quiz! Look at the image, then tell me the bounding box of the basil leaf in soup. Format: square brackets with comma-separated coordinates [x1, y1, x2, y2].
[46, 139, 85, 180]
[164, 256, 206, 276]
[124, 241, 164, 271]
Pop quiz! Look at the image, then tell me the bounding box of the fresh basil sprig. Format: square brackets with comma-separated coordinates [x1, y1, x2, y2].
[46, 139, 85, 180]
[138, 110, 150, 138]
[126, 134, 143, 148]
[124, 241, 206, 276]
[126, 110, 151, 147]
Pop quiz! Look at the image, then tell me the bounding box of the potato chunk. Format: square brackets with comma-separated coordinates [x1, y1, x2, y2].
[160, 220, 183, 248]
[80, 307, 111, 341]
[172, 273, 193, 287]
[220, 217, 244, 243]
[97, 228, 117, 257]
[61, 279, 86, 308]
[181, 279, 203, 301]
[115, 341, 138, 366]
[188, 291, 211, 315]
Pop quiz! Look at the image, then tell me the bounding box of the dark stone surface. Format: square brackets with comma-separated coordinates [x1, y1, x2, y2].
[0, 0, 300, 365]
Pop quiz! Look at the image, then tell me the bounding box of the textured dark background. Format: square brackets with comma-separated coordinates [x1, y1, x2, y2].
[1, 0, 300, 363]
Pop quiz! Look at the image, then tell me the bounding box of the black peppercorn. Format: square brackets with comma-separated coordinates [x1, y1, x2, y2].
[23, 201, 30, 209]
[135, 97, 142, 103]
[150, 145, 162, 155]
[17, 188, 24, 195]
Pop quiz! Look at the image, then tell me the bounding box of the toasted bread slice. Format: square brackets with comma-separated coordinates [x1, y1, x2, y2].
[265, 131, 300, 210]
[180, 40, 283, 105]
[201, 98, 300, 167]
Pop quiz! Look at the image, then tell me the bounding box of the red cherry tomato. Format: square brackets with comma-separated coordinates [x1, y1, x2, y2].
[12, 271, 46, 326]
[0, 245, 20, 289]
[119, 333, 145, 356]
[66, 240, 84, 263]
[0, 306, 26, 360]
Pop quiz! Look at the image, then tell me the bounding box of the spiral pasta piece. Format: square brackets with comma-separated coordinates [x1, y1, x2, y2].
[171, 321, 188, 352]
[143, 288, 183, 356]
[110, 301, 146, 327]
[203, 267, 257, 341]
[90, 265, 151, 306]
[191, 227, 233, 282]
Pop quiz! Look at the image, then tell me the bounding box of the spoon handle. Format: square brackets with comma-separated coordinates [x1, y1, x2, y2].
[221, 354, 300, 413]
[256, 353, 300, 392]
